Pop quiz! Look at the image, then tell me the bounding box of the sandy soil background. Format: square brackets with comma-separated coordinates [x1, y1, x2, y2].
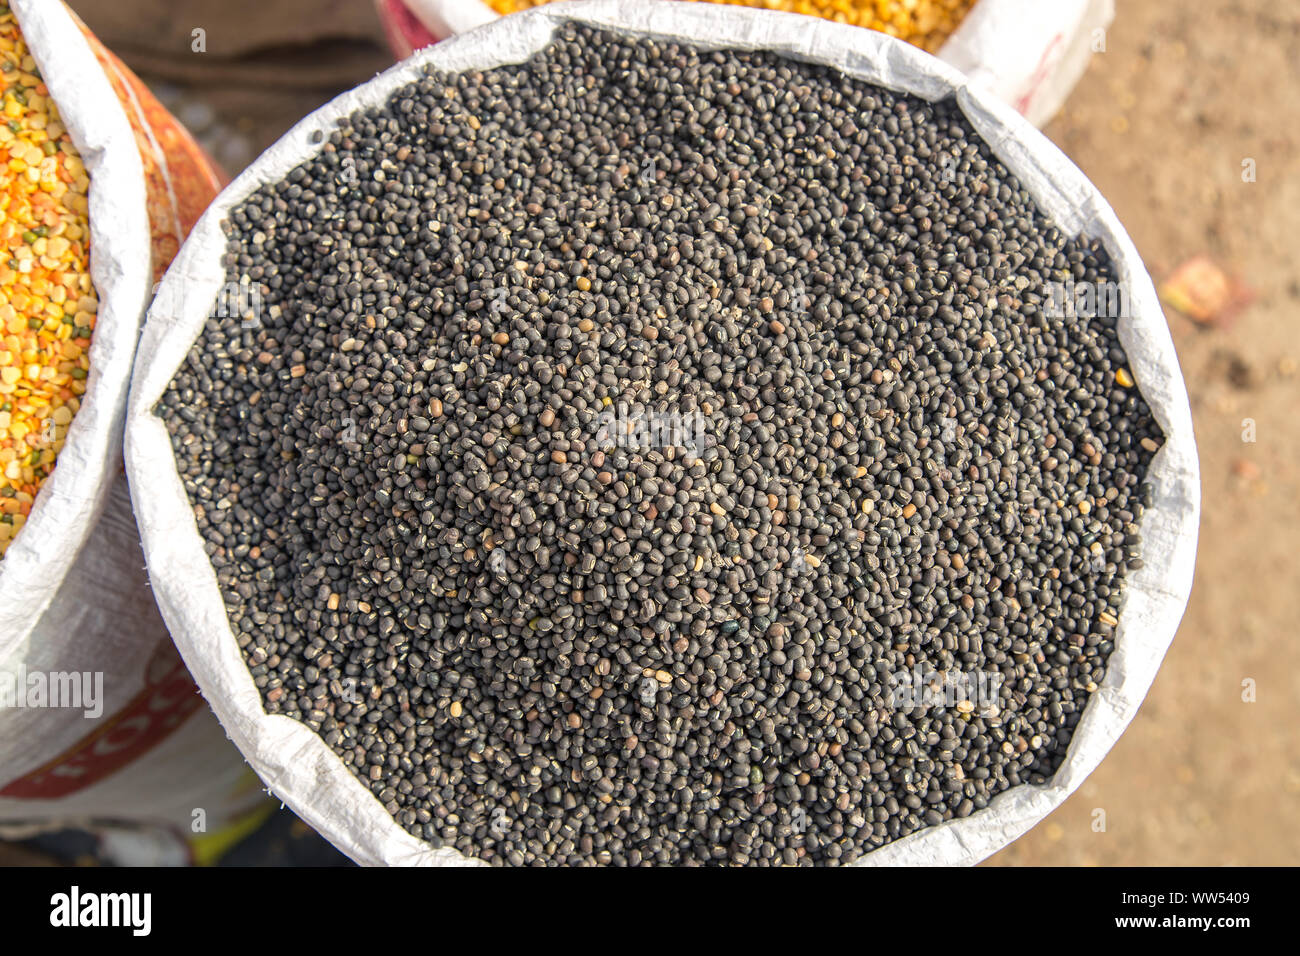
[992, 0, 1299, 866]
[3, 0, 1296, 865]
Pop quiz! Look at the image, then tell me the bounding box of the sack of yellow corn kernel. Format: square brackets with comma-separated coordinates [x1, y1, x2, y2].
[375, 0, 1113, 127]
[0, 0, 271, 857]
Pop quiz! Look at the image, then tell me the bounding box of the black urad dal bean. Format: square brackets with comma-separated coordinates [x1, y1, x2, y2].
[158, 24, 1163, 866]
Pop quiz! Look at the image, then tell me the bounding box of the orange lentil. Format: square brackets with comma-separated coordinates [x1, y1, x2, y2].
[0, 2, 98, 556]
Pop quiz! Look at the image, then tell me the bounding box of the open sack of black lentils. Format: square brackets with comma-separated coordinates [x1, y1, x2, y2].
[125, 0, 1199, 866]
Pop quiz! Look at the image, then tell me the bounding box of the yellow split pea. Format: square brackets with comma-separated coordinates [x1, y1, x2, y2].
[487, 0, 980, 53]
[0, 3, 97, 557]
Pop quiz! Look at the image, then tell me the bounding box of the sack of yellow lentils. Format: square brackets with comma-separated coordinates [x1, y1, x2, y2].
[375, 0, 1113, 127]
[0, 0, 270, 858]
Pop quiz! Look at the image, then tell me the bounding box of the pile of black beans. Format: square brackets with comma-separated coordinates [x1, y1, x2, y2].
[159, 23, 1163, 865]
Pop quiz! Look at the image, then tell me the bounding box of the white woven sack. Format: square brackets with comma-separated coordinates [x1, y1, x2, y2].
[126, 0, 1198, 865]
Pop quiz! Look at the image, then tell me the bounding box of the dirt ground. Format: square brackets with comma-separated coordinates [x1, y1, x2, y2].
[990, 0, 1300, 867]
[5, 0, 1296, 866]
